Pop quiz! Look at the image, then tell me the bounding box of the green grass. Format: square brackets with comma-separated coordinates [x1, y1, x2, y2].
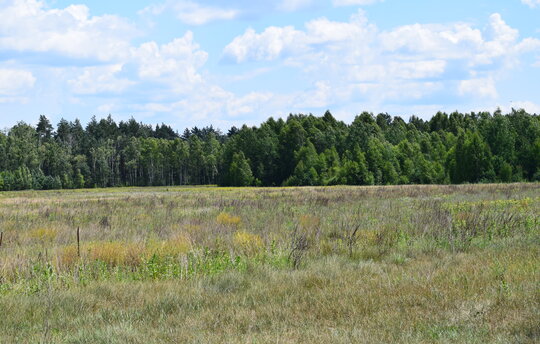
[0, 184, 539, 343]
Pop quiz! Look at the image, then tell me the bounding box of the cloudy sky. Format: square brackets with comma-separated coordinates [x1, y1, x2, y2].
[0, 0, 539, 130]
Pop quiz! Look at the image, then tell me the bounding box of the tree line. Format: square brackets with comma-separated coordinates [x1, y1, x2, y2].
[0, 110, 539, 190]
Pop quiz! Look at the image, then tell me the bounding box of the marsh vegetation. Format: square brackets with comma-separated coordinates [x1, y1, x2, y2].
[0, 184, 538, 343]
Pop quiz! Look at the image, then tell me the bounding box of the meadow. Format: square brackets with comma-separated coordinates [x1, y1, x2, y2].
[0, 184, 538, 343]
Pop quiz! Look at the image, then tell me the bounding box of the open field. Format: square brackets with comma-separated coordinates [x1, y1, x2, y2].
[0, 184, 539, 343]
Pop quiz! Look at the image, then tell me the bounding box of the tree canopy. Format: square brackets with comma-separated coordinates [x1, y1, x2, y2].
[0, 109, 539, 191]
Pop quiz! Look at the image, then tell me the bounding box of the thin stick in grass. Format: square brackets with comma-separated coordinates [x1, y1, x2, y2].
[77, 227, 80, 258]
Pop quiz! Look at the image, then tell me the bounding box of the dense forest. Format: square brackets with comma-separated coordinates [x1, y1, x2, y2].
[0, 110, 539, 190]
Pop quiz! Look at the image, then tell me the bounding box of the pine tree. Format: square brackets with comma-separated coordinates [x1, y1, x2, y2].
[36, 115, 54, 141]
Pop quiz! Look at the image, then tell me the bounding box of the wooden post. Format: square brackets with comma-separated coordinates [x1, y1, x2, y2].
[77, 227, 80, 258]
[0, 231, 3, 248]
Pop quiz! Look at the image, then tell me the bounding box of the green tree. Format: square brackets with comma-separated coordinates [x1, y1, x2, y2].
[285, 141, 321, 186]
[365, 138, 385, 184]
[347, 112, 382, 151]
[339, 147, 374, 185]
[226, 152, 253, 186]
[0, 131, 6, 172]
[450, 130, 494, 183]
[531, 138, 540, 180]
[14, 166, 33, 190]
[36, 115, 54, 142]
[6, 122, 40, 171]
[278, 118, 307, 184]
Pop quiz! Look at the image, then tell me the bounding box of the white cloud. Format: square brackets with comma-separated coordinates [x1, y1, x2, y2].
[380, 13, 540, 67]
[142, 0, 321, 26]
[305, 13, 375, 43]
[294, 81, 332, 108]
[0, 1, 211, 98]
[223, 26, 304, 63]
[226, 91, 275, 116]
[68, 64, 135, 95]
[223, 10, 540, 107]
[0, 1, 277, 127]
[508, 101, 540, 113]
[375, 13, 537, 68]
[131, 31, 208, 93]
[141, 1, 238, 25]
[494, 101, 540, 115]
[0, 0, 136, 62]
[521, 0, 540, 8]
[333, 0, 383, 6]
[0, 1, 538, 129]
[0, 0, 237, 128]
[227, 10, 508, 65]
[176, 4, 237, 25]
[0, 68, 36, 95]
[459, 78, 498, 98]
[223, 10, 376, 63]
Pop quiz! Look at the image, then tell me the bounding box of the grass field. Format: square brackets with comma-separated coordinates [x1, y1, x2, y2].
[0, 184, 539, 343]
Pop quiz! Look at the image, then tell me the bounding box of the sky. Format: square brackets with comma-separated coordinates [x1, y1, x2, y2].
[0, 0, 539, 131]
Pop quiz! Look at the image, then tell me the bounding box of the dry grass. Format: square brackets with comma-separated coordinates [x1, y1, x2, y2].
[0, 183, 538, 343]
[217, 212, 242, 227]
[233, 230, 263, 255]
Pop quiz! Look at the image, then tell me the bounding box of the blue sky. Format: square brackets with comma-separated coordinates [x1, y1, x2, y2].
[0, 0, 539, 131]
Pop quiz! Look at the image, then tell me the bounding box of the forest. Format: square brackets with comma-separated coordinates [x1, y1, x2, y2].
[0, 109, 539, 190]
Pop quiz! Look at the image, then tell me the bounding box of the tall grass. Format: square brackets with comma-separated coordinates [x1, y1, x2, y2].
[0, 184, 538, 343]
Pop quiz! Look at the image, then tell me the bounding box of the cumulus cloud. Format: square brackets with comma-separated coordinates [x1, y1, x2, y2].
[129, 87, 277, 125]
[131, 32, 208, 92]
[223, 10, 376, 63]
[0, 1, 215, 99]
[68, 64, 135, 95]
[223, 26, 304, 63]
[225, 11, 536, 68]
[0, 0, 136, 62]
[459, 78, 498, 99]
[0, 1, 292, 128]
[0, 68, 36, 95]
[223, 10, 540, 106]
[521, 0, 540, 8]
[0, 1, 538, 128]
[0, 0, 234, 124]
[378, 13, 528, 67]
